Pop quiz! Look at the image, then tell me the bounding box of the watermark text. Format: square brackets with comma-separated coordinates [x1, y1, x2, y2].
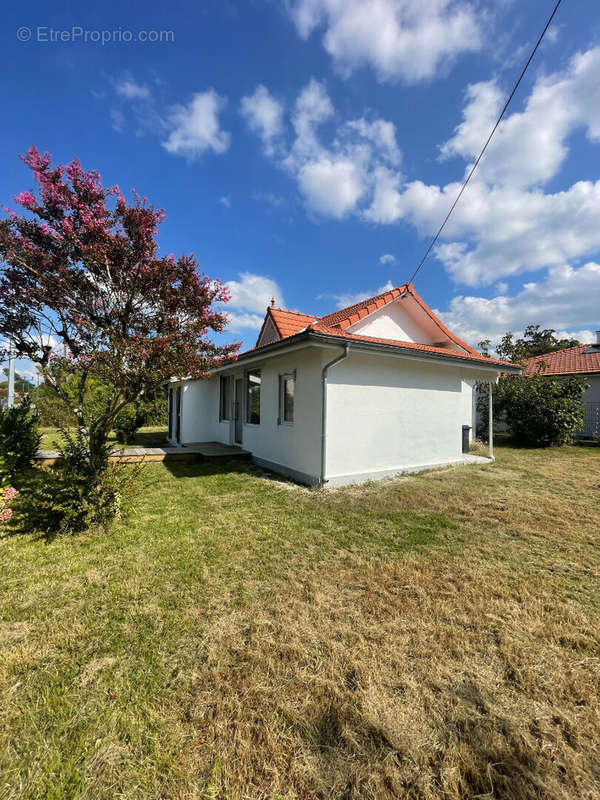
[17, 26, 175, 45]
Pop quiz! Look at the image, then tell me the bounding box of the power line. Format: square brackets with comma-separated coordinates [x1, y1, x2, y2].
[407, 0, 565, 286]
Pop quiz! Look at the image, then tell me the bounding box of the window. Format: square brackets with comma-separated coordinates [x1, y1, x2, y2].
[246, 369, 261, 424]
[219, 375, 232, 421]
[279, 373, 295, 424]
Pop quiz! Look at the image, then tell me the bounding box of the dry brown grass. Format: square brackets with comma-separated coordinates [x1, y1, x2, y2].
[185, 556, 599, 799]
[1, 444, 599, 799]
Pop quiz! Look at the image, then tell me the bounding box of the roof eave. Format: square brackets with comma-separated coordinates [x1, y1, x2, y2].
[212, 329, 521, 374]
[307, 331, 521, 373]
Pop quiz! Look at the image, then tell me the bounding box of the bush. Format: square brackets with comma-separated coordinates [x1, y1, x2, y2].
[0, 396, 41, 476]
[499, 373, 588, 447]
[35, 429, 143, 534]
[114, 405, 145, 444]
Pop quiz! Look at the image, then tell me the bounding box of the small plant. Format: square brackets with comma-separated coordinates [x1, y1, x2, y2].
[0, 396, 41, 477]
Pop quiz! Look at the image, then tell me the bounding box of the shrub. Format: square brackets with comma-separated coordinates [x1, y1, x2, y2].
[35, 430, 143, 534]
[0, 396, 41, 476]
[114, 405, 145, 445]
[499, 373, 588, 447]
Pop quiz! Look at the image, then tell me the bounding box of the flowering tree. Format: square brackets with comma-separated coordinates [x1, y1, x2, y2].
[0, 147, 239, 478]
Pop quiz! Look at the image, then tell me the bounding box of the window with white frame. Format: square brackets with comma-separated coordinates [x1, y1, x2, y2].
[219, 375, 232, 421]
[279, 372, 295, 425]
[246, 369, 261, 424]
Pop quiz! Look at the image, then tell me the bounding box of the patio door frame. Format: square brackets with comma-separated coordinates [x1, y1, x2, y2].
[175, 386, 182, 444]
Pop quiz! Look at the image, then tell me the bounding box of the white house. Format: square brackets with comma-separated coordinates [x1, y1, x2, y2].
[523, 334, 600, 438]
[168, 283, 520, 486]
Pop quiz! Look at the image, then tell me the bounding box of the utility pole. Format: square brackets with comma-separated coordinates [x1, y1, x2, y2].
[7, 343, 15, 408]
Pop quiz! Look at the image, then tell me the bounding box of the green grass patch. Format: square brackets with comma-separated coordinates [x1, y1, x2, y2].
[1, 445, 599, 799]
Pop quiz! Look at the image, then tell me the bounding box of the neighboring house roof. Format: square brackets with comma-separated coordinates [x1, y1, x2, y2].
[246, 282, 518, 372]
[523, 344, 600, 376]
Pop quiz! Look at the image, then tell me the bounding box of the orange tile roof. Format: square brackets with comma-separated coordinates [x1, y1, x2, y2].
[523, 344, 600, 376]
[269, 308, 318, 338]
[244, 284, 516, 370]
[318, 282, 478, 355]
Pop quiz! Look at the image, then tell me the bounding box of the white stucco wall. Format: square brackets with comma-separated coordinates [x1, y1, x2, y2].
[173, 344, 497, 486]
[173, 345, 325, 482]
[176, 377, 229, 445]
[325, 351, 492, 484]
[240, 347, 324, 480]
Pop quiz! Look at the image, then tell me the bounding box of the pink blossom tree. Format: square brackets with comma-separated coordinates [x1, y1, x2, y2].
[0, 147, 239, 478]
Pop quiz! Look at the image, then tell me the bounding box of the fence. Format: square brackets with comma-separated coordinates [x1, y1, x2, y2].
[581, 402, 600, 438]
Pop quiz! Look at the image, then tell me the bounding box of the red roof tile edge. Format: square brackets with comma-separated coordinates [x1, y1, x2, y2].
[523, 344, 600, 376]
[245, 284, 515, 369]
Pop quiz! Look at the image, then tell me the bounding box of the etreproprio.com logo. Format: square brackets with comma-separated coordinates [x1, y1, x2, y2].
[16, 26, 175, 44]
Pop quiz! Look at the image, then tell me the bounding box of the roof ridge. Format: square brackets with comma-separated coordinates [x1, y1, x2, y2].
[271, 307, 319, 318]
[319, 284, 408, 328]
[525, 343, 588, 360]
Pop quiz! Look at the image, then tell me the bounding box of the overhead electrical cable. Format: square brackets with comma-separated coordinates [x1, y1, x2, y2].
[406, 0, 565, 286]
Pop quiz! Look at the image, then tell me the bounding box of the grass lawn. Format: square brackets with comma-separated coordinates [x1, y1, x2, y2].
[1, 445, 599, 799]
[39, 425, 169, 451]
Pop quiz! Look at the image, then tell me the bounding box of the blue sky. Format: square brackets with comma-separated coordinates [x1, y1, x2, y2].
[3, 0, 600, 378]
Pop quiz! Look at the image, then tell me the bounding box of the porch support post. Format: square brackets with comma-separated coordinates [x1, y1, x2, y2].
[488, 380, 494, 460]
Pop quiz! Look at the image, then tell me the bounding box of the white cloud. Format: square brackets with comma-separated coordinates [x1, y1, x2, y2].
[379, 253, 395, 264]
[345, 118, 401, 166]
[286, 78, 335, 167]
[298, 158, 364, 218]
[400, 178, 600, 285]
[240, 85, 284, 156]
[225, 272, 284, 315]
[162, 90, 230, 159]
[327, 279, 395, 309]
[440, 49, 600, 188]
[219, 195, 232, 208]
[288, 0, 482, 84]
[110, 108, 125, 133]
[436, 262, 600, 347]
[242, 78, 402, 219]
[361, 47, 600, 285]
[115, 77, 151, 100]
[225, 312, 266, 332]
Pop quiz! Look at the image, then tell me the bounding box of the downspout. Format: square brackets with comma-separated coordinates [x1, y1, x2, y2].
[320, 343, 350, 486]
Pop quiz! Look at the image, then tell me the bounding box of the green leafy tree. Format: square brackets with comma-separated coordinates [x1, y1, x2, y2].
[476, 330, 588, 447]
[500, 371, 587, 446]
[496, 325, 580, 363]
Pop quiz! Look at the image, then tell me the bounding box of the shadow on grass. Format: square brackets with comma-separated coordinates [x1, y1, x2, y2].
[4, 459, 252, 542]
[1, 468, 57, 542]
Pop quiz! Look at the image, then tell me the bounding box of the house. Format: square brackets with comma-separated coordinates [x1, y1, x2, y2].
[523, 334, 600, 438]
[168, 283, 520, 486]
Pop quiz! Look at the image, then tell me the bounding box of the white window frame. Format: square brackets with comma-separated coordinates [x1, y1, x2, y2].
[245, 368, 261, 426]
[278, 372, 295, 426]
[219, 375, 233, 422]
